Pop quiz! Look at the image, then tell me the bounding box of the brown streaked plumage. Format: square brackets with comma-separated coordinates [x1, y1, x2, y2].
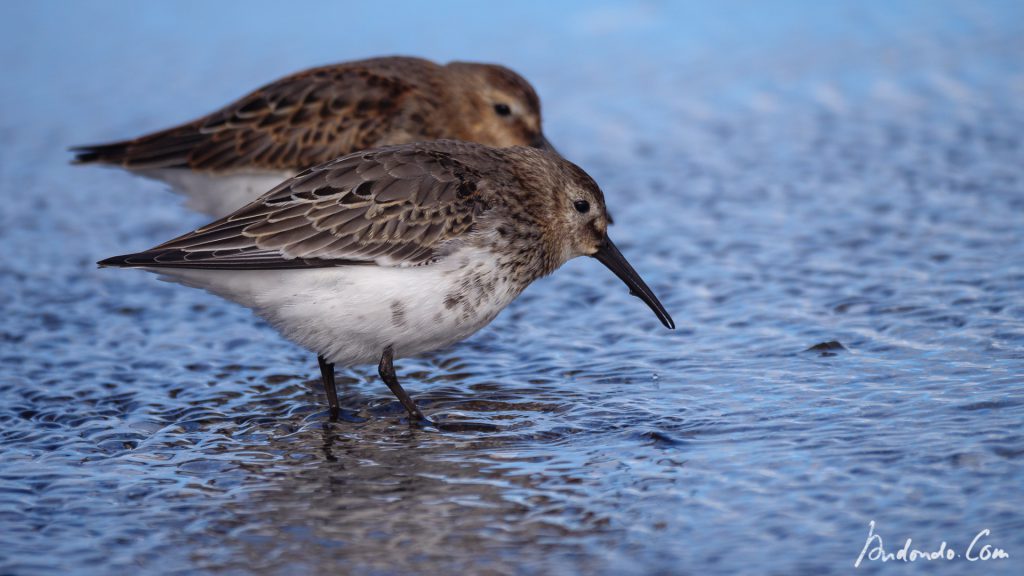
[99, 140, 672, 423]
[73, 56, 554, 217]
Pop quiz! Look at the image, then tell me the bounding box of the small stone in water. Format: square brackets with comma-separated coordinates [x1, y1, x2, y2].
[805, 341, 847, 356]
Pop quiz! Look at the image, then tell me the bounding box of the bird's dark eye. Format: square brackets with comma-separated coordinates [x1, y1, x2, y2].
[493, 103, 512, 117]
[573, 200, 590, 214]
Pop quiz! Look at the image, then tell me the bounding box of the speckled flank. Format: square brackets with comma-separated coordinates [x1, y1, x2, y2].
[390, 300, 406, 327]
[444, 293, 462, 309]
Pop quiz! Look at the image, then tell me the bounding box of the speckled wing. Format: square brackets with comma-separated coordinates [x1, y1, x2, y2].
[100, 143, 494, 269]
[73, 61, 433, 171]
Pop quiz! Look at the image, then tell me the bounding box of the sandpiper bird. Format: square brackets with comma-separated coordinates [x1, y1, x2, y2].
[99, 140, 673, 422]
[73, 56, 553, 218]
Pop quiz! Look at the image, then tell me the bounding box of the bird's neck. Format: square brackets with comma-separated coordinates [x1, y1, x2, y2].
[466, 216, 563, 290]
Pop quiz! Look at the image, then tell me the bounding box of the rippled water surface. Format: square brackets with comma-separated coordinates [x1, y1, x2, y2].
[2, 1, 1023, 574]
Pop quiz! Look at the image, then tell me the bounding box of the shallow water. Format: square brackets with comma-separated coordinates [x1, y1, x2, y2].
[2, 1, 1023, 574]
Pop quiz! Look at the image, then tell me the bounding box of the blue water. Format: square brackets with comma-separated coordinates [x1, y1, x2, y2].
[2, 1, 1023, 574]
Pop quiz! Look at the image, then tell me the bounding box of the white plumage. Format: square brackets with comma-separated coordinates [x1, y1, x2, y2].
[141, 169, 294, 218]
[156, 245, 520, 366]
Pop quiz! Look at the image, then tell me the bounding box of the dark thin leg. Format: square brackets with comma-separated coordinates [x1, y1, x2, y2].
[318, 355, 339, 420]
[378, 345, 425, 421]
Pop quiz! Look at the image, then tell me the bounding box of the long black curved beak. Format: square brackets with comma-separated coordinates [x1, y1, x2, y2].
[593, 237, 675, 329]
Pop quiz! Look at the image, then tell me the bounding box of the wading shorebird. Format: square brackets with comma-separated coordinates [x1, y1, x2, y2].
[73, 56, 553, 218]
[100, 140, 673, 423]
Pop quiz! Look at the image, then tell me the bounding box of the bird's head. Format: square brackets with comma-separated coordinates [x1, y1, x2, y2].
[446, 62, 555, 152]
[508, 149, 674, 330]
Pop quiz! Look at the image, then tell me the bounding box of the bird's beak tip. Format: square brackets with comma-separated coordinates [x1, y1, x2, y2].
[593, 237, 674, 330]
